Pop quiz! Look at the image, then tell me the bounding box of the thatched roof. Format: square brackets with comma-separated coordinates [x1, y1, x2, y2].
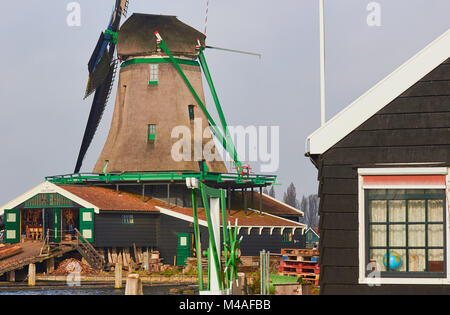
[117, 14, 206, 57]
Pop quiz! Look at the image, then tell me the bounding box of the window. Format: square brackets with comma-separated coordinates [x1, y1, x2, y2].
[148, 124, 156, 141]
[121, 215, 134, 225]
[149, 64, 159, 85]
[188, 105, 195, 120]
[366, 189, 445, 276]
[282, 230, 293, 243]
[359, 169, 448, 281]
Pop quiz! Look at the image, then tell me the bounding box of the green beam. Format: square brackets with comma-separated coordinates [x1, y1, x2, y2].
[198, 48, 241, 168]
[191, 189, 203, 291]
[199, 183, 223, 290]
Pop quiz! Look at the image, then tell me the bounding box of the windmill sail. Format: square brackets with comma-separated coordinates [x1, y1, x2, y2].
[74, 0, 128, 174]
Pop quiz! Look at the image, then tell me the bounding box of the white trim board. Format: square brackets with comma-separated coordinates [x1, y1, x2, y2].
[0, 181, 100, 215]
[155, 206, 208, 227]
[307, 28, 450, 155]
[156, 206, 306, 230]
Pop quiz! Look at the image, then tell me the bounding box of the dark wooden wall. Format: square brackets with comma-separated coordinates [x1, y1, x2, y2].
[94, 212, 158, 248]
[314, 58, 450, 294]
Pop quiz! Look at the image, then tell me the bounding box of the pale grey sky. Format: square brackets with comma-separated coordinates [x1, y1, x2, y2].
[0, 0, 449, 206]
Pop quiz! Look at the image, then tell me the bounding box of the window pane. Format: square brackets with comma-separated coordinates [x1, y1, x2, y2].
[370, 249, 387, 272]
[428, 200, 444, 222]
[389, 225, 406, 247]
[389, 200, 406, 222]
[367, 189, 386, 197]
[369, 200, 386, 222]
[387, 189, 406, 197]
[408, 200, 425, 222]
[428, 224, 444, 247]
[408, 224, 425, 247]
[428, 249, 445, 272]
[408, 249, 426, 272]
[370, 225, 386, 247]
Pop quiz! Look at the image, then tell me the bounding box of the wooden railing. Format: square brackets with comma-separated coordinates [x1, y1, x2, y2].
[74, 228, 104, 270]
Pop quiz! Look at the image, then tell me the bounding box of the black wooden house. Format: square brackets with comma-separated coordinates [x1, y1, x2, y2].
[306, 29, 450, 294]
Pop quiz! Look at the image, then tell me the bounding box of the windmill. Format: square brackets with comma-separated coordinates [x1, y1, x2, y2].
[69, 1, 273, 295]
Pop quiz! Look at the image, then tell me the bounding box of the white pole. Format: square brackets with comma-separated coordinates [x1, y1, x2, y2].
[319, 0, 326, 126]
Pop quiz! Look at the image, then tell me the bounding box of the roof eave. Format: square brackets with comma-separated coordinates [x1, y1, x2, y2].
[306, 28, 450, 156]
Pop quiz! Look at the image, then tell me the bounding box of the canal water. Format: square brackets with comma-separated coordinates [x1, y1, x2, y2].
[0, 283, 198, 295]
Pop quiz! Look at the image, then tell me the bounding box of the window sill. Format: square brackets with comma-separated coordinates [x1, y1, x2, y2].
[359, 276, 449, 285]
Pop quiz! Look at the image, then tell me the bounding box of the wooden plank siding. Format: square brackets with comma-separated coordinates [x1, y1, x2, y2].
[94, 212, 159, 248]
[315, 57, 450, 294]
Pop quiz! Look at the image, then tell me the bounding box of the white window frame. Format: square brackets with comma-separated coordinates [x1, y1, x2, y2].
[358, 167, 450, 285]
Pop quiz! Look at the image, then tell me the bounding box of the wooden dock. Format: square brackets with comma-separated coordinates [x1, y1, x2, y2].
[0, 241, 76, 278]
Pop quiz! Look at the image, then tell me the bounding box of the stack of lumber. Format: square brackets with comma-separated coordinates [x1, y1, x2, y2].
[51, 258, 100, 275]
[0, 244, 23, 261]
[278, 249, 320, 286]
[184, 257, 208, 273]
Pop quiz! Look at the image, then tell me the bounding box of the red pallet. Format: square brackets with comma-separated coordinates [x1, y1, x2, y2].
[278, 266, 320, 275]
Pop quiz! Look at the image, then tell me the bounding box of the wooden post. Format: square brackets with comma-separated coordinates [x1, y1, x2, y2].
[7, 271, 15, 282]
[125, 274, 143, 295]
[115, 263, 123, 289]
[167, 184, 171, 207]
[259, 187, 263, 215]
[143, 250, 149, 272]
[46, 258, 55, 274]
[28, 264, 36, 287]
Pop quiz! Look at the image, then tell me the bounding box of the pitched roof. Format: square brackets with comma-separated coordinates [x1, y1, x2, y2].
[306, 28, 450, 155]
[117, 14, 206, 57]
[58, 185, 162, 212]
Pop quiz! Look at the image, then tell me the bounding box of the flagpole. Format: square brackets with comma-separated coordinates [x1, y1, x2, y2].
[319, 0, 326, 126]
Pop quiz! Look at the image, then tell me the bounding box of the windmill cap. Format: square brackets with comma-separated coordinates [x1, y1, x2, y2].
[117, 13, 206, 58]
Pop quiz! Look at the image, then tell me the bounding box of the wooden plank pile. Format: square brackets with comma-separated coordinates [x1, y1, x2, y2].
[278, 249, 320, 286]
[51, 258, 99, 275]
[184, 257, 208, 273]
[104, 248, 171, 273]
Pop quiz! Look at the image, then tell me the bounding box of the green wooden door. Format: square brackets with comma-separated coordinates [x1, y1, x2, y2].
[176, 233, 191, 266]
[4, 209, 20, 244]
[53, 209, 61, 243]
[79, 208, 94, 243]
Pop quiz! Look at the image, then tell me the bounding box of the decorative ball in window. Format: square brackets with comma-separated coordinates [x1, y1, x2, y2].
[383, 251, 403, 271]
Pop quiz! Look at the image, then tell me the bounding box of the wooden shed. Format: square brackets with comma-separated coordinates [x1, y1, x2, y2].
[0, 181, 306, 267]
[306, 28, 450, 294]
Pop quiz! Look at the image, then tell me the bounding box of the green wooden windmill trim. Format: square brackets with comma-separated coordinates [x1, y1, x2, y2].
[121, 57, 200, 68]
